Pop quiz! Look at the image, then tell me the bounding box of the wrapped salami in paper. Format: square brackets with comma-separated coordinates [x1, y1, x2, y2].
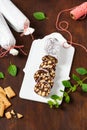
[0, 0, 35, 36]
[0, 13, 19, 57]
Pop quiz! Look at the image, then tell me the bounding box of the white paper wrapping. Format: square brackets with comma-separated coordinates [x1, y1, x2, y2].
[0, 0, 34, 35]
[0, 12, 16, 50]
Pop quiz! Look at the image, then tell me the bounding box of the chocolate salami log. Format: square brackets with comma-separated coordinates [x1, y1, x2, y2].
[0, 0, 34, 35]
[0, 13, 19, 56]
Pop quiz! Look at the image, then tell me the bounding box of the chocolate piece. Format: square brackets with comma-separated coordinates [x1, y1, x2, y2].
[34, 81, 51, 96]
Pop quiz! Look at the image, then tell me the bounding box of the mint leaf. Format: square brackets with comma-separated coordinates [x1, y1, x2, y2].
[72, 74, 80, 81]
[48, 67, 87, 108]
[76, 68, 87, 75]
[71, 85, 77, 92]
[33, 12, 46, 20]
[47, 100, 54, 108]
[51, 94, 62, 100]
[0, 72, 4, 79]
[62, 80, 72, 88]
[82, 83, 87, 92]
[48, 94, 62, 108]
[8, 64, 17, 76]
[64, 95, 70, 103]
[63, 91, 68, 97]
[54, 101, 59, 108]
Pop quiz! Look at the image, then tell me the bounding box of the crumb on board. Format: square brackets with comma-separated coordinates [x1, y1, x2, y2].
[10, 109, 15, 115]
[0, 86, 23, 120]
[5, 111, 12, 119]
[17, 113, 23, 119]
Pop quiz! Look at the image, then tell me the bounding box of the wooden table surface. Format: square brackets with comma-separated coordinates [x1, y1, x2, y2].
[0, 0, 87, 130]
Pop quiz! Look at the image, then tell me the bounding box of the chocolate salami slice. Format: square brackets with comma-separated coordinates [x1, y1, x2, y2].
[42, 55, 58, 64]
[34, 81, 51, 96]
[34, 69, 54, 87]
[34, 69, 50, 82]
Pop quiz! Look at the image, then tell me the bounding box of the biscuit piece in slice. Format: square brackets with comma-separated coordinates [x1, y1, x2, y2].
[0, 101, 5, 117]
[39, 61, 56, 70]
[0, 92, 11, 109]
[4, 86, 16, 98]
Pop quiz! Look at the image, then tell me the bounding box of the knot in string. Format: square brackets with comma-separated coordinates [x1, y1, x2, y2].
[0, 45, 27, 58]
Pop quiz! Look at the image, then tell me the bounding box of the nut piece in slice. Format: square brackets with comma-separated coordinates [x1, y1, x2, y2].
[39, 61, 56, 70]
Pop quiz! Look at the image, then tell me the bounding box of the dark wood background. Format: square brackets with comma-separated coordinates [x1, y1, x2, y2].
[0, 0, 87, 130]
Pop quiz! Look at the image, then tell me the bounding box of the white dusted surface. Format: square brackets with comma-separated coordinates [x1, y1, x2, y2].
[0, 13, 16, 50]
[19, 32, 75, 104]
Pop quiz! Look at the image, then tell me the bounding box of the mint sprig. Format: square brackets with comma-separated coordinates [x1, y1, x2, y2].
[62, 67, 87, 100]
[8, 63, 17, 77]
[48, 67, 87, 108]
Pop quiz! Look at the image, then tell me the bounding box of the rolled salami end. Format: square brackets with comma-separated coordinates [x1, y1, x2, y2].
[9, 49, 19, 56]
[70, 2, 87, 20]
[0, 0, 35, 35]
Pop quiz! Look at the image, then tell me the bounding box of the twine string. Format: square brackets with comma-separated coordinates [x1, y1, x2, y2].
[0, 45, 27, 58]
[20, 19, 35, 41]
[56, 4, 87, 52]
